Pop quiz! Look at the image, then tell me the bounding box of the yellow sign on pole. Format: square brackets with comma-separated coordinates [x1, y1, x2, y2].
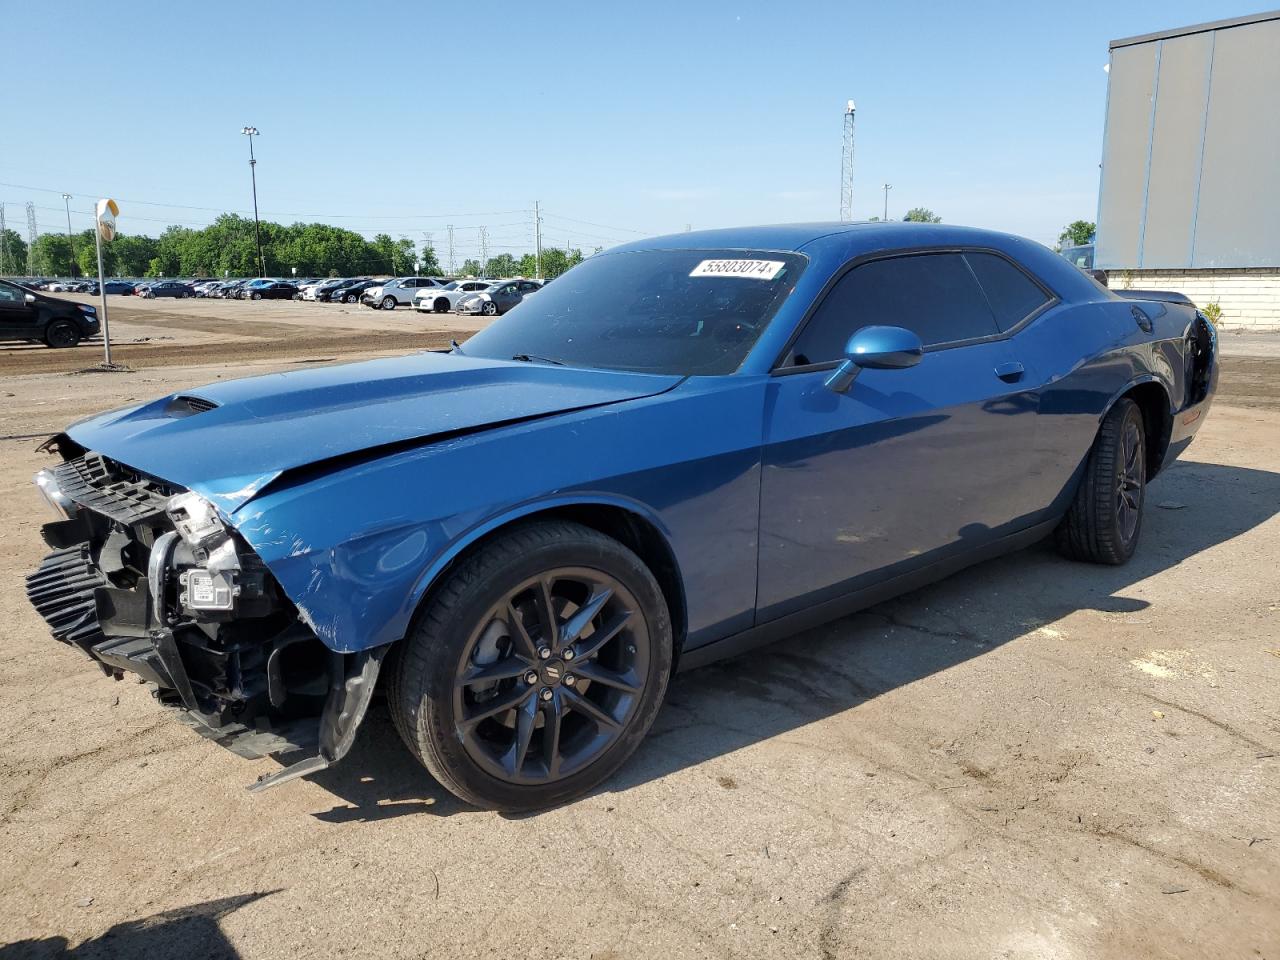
[96, 198, 119, 242]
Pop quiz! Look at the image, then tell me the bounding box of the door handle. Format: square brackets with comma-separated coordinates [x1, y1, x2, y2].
[994, 361, 1025, 383]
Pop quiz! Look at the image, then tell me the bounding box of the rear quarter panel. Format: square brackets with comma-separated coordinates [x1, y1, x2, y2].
[1015, 294, 1207, 512]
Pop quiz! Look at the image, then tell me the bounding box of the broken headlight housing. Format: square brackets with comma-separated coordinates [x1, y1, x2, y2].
[159, 492, 269, 617]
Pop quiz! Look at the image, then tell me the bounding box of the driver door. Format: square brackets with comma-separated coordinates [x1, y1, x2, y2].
[756, 251, 1043, 621]
[0, 281, 36, 336]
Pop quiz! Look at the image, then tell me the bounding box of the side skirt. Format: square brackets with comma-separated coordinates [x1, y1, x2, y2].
[676, 517, 1060, 673]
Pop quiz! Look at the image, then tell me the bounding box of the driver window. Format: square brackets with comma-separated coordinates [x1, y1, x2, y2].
[787, 252, 1000, 366]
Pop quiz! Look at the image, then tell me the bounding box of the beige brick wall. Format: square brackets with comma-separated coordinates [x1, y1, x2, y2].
[1105, 268, 1280, 329]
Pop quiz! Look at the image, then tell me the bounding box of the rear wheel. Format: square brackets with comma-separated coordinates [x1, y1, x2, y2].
[389, 521, 672, 811]
[1056, 397, 1146, 565]
[44, 320, 81, 349]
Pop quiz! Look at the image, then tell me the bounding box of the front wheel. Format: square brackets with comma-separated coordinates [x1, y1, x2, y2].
[389, 521, 672, 811]
[1056, 397, 1146, 565]
[44, 320, 81, 348]
[481, 300, 498, 316]
[381, 296, 397, 310]
[434, 298, 450, 313]
[345, 294, 357, 304]
[251, 292, 262, 300]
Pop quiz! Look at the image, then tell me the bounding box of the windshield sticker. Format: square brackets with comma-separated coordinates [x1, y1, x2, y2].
[689, 259, 786, 280]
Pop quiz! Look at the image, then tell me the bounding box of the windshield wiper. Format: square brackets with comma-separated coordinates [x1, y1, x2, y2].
[510, 353, 565, 366]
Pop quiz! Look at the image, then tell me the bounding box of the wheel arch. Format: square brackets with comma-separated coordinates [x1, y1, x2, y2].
[404, 497, 689, 662]
[1102, 377, 1173, 480]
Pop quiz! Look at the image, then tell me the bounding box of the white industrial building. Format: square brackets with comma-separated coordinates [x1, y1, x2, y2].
[1096, 10, 1280, 329]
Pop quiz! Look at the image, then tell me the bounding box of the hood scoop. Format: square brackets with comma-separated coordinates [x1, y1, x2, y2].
[166, 395, 220, 417]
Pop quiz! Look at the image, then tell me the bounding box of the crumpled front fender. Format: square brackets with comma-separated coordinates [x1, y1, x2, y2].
[232, 493, 674, 654]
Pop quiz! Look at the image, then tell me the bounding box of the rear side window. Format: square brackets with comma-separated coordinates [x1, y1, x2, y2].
[964, 252, 1051, 331]
[788, 252, 999, 365]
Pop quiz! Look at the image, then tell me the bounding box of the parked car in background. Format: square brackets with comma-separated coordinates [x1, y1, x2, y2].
[140, 281, 196, 299]
[246, 280, 299, 301]
[455, 279, 544, 317]
[0, 277, 100, 347]
[102, 280, 136, 296]
[193, 281, 222, 297]
[412, 279, 493, 313]
[361, 277, 448, 310]
[307, 278, 355, 302]
[324, 278, 378, 304]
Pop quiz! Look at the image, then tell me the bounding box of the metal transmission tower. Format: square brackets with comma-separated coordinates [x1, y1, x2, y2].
[840, 100, 856, 222]
[478, 227, 489, 277]
[446, 224, 455, 275]
[533, 200, 543, 279]
[26, 202, 39, 274]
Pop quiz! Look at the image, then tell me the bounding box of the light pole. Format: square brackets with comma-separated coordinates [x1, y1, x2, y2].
[882, 183, 892, 222]
[61, 193, 76, 277]
[241, 126, 265, 277]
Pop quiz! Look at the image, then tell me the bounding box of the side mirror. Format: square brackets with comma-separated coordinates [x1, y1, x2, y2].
[24, 293, 36, 304]
[825, 325, 924, 393]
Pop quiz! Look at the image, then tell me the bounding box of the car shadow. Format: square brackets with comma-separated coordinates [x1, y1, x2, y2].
[302, 458, 1279, 818]
[0, 891, 276, 960]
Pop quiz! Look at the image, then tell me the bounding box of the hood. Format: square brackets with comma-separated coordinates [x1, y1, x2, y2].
[65, 352, 681, 513]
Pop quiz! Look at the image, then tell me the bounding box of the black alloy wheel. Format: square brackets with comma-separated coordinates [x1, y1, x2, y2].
[44, 320, 81, 349]
[389, 521, 672, 810]
[1056, 397, 1146, 565]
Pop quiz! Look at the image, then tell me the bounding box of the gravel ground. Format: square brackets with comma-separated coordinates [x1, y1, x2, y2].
[0, 311, 1277, 959]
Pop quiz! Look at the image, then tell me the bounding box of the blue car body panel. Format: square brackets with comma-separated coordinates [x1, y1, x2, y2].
[63, 223, 1217, 659]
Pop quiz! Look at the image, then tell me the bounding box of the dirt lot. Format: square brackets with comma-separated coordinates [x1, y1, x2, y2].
[0, 304, 1277, 959]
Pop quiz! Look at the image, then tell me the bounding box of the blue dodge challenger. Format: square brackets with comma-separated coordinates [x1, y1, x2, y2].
[26, 223, 1216, 809]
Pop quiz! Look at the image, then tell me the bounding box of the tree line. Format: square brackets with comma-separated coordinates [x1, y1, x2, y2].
[0, 213, 588, 280]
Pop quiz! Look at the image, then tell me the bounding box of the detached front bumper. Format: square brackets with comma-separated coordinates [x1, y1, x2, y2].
[24, 443, 387, 790]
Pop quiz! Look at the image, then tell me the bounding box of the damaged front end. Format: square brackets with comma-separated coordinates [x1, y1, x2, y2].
[24, 437, 386, 791]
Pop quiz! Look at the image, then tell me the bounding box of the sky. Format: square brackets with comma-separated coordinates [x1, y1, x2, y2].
[1, 0, 1266, 260]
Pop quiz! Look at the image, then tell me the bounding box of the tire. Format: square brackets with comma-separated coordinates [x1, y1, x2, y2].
[434, 297, 449, 313]
[389, 521, 672, 811]
[345, 294, 357, 304]
[44, 320, 81, 349]
[1056, 397, 1146, 565]
[251, 292, 262, 300]
[381, 296, 397, 310]
[481, 300, 498, 316]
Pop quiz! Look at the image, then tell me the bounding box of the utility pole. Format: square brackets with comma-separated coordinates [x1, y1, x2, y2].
[446, 224, 455, 276]
[25, 202, 38, 274]
[61, 193, 77, 276]
[422, 231, 434, 275]
[479, 226, 489, 278]
[533, 200, 543, 279]
[882, 183, 892, 221]
[241, 126, 265, 277]
[840, 101, 856, 222]
[0, 203, 7, 275]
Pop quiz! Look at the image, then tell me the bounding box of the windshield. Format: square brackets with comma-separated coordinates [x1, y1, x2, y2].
[460, 248, 805, 375]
